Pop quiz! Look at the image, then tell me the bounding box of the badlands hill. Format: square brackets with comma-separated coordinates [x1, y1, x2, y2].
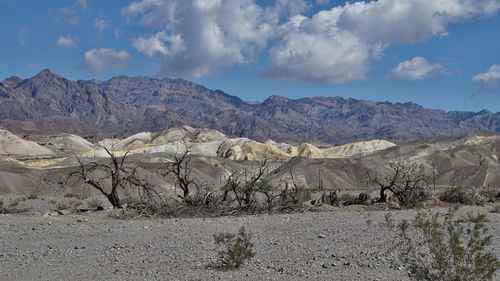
[0, 126, 499, 196]
[0, 128, 53, 157]
[2, 70, 500, 143]
[82, 126, 395, 161]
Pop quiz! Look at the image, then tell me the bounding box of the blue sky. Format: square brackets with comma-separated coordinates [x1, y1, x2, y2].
[1, 0, 500, 112]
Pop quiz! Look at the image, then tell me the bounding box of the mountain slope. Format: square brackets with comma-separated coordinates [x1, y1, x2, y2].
[2, 69, 500, 144]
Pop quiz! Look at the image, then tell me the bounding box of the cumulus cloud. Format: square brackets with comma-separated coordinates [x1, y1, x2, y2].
[94, 19, 110, 33]
[123, 0, 499, 82]
[81, 48, 130, 73]
[122, 0, 163, 17]
[265, 0, 499, 84]
[56, 34, 77, 48]
[389, 57, 445, 81]
[123, 0, 287, 79]
[132, 32, 185, 57]
[265, 12, 384, 84]
[473, 64, 500, 88]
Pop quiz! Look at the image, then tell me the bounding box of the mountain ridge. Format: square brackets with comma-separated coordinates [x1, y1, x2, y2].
[1, 69, 500, 144]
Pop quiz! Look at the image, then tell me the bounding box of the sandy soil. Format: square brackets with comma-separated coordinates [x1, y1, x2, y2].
[1, 209, 499, 281]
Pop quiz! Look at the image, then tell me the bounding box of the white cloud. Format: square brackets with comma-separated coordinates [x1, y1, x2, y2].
[56, 34, 77, 48]
[81, 48, 130, 73]
[124, 0, 277, 79]
[264, 0, 499, 84]
[389, 57, 445, 81]
[122, 0, 164, 17]
[123, 0, 500, 82]
[473, 64, 500, 88]
[94, 19, 110, 33]
[132, 31, 184, 57]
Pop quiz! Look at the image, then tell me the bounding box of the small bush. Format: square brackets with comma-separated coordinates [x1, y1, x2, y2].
[392, 209, 499, 281]
[27, 190, 39, 200]
[339, 193, 358, 204]
[384, 213, 394, 228]
[0, 198, 26, 214]
[9, 198, 20, 207]
[120, 194, 141, 206]
[440, 187, 491, 205]
[88, 198, 104, 210]
[56, 200, 80, 211]
[64, 192, 88, 200]
[213, 226, 255, 270]
[340, 193, 370, 205]
[440, 187, 474, 204]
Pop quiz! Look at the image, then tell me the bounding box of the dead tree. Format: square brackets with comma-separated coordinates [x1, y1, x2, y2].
[367, 160, 429, 208]
[158, 150, 200, 199]
[222, 158, 272, 209]
[67, 146, 154, 209]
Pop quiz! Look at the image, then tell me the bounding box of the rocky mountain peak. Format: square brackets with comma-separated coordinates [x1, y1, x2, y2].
[2, 76, 23, 88]
[263, 95, 288, 105]
[1, 70, 500, 144]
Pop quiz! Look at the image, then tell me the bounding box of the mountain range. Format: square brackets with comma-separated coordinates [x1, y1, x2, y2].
[1, 69, 499, 144]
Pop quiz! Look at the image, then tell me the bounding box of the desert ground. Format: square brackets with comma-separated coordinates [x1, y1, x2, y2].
[1, 207, 499, 281]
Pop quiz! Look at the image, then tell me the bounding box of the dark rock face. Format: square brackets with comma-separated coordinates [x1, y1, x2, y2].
[2, 69, 500, 143]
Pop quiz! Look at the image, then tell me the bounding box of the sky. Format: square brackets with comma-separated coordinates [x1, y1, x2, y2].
[1, 0, 500, 112]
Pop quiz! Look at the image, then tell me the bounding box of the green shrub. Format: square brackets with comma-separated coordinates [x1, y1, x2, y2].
[384, 213, 394, 228]
[393, 209, 499, 281]
[213, 226, 255, 270]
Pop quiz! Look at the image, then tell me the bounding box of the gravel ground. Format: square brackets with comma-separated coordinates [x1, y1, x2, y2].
[0, 209, 499, 281]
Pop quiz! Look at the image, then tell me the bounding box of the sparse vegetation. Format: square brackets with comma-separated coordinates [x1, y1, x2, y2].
[384, 213, 394, 228]
[0, 198, 26, 214]
[212, 226, 255, 270]
[368, 161, 430, 208]
[27, 190, 39, 200]
[440, 186, 486, 205]
[87, 198, 104, 210]
[67, 147, 157, 208]
[64, 192, 88, 200]
[219, 160, 308, 213]
[339, 192, 370, 206]
[158, 150, 201, 200]
[56, 201, 72, 211]
[393, 209, 499, 281]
